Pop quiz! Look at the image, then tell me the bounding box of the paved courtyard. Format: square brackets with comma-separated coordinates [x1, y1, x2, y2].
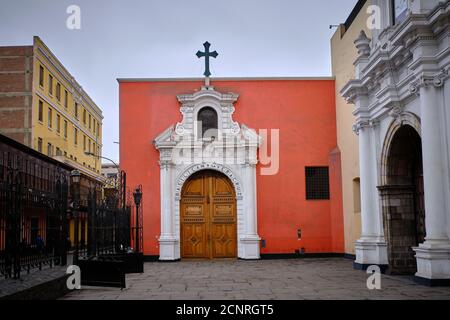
[62, 258, 450, 300]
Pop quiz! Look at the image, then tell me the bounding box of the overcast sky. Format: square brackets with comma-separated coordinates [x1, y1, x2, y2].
[0, 0, 358, 163]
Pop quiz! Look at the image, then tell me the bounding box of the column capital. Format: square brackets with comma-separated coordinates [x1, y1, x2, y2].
[243, 162, 257, 168]
[158, 161, 174, 170]
[410, 69, 449, 95]
[353, 119, 379, 135]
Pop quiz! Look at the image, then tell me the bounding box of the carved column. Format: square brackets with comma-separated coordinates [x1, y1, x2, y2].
[412, 72, 450, 283]
[353, 120, 388, 268]
[241, 163, 260, 259]
[158, 161, 179, 261]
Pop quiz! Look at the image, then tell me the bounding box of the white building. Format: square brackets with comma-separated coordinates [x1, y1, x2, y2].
[342, 0, 450, 285]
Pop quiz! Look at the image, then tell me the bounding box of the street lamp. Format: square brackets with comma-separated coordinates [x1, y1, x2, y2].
[84, 152, 119, 169]
[71, 169, 81, 184]
[85, 152, 121, 203]
[70, 170, 81, 264]
[133, 186, 142, 253]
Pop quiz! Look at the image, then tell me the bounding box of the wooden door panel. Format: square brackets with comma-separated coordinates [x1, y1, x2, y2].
[211, 201, 236, 258]
[181, 223, 206, 258]
[212, 176, 235, 196]
[181, 200, 207, 258]
[183, 174, 206, 196]
[181, 170, 236, 259]
[211, 224, 236, 258]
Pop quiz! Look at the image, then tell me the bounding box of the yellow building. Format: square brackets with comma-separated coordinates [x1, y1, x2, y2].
[0, 36, 103, 181]
[331, 0, 370, 255]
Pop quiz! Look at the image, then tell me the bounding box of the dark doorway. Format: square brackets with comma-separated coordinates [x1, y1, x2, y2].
[380, 125, 425, 274]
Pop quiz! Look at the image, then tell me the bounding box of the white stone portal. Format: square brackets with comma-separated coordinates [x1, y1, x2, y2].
[154, 85, 261, 261]
[342, 1, 450, 283]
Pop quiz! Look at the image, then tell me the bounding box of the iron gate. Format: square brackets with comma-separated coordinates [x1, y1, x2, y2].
[73, 171, 143, 288]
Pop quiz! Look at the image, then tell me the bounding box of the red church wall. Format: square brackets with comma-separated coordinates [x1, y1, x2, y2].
[119, 79, 344, 257]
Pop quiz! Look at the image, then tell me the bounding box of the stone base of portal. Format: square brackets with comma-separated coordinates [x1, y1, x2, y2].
[240, 235, 261, 260]
[353, 238, 388, 271]
[413, 241, 450, 286]
[159, 236, 180, 261]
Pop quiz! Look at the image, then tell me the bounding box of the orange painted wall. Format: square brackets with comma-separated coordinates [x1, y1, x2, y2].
[119, 79, 344, 256]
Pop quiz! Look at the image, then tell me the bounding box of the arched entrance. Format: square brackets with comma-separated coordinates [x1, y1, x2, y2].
[180, 170, 237, 259]
[379, 124, 425, 274]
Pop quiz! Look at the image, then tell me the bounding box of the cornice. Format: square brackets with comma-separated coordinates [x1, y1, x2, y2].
[177, 86, 239, 105]
[340, 79, 368, 104]
[34, 38, 103, 119]
[117, 77, 335, 83]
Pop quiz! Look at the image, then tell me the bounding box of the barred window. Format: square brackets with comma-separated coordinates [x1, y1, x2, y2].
[305, 167, 330, 200]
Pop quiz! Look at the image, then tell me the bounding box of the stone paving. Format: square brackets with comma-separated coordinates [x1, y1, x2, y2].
[62, 258, 450, 300]
[0, 265, 67, 298]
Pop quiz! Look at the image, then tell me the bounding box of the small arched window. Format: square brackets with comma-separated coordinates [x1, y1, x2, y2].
[197, 107, 218, 139]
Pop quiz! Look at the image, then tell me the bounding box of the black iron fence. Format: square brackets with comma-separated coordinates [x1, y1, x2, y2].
[0, 149, 69, 279]
[74, 186, 132, 261]
[0, 135, 143, 285]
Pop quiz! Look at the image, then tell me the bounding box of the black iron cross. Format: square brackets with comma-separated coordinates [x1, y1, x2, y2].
[196, 42, 218, 78]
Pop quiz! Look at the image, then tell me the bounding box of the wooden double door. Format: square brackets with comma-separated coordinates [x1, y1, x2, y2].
[181, 170, 237, 259]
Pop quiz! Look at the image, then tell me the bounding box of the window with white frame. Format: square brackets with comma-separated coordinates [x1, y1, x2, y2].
[393, 0, 409, 25]
[197, 107, 218, 139]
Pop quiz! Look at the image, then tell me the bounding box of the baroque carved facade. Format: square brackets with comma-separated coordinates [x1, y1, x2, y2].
[154, 85, 261, 260]
[342, 0, 450, 284]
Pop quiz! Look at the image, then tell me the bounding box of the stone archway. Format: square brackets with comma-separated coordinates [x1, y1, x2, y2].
[171, 162, 258, 261]
[379, 120, 425, 274]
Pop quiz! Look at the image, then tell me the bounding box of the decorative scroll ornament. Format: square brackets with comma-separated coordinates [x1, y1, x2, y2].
[352, 119, 379, 135]
[389, 105, 403, 119]
[410, 69, 449, 95]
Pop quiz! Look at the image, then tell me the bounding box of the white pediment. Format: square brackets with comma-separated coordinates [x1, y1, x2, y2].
[154, 85, 261, 167]
[174, 86, 241, 139]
